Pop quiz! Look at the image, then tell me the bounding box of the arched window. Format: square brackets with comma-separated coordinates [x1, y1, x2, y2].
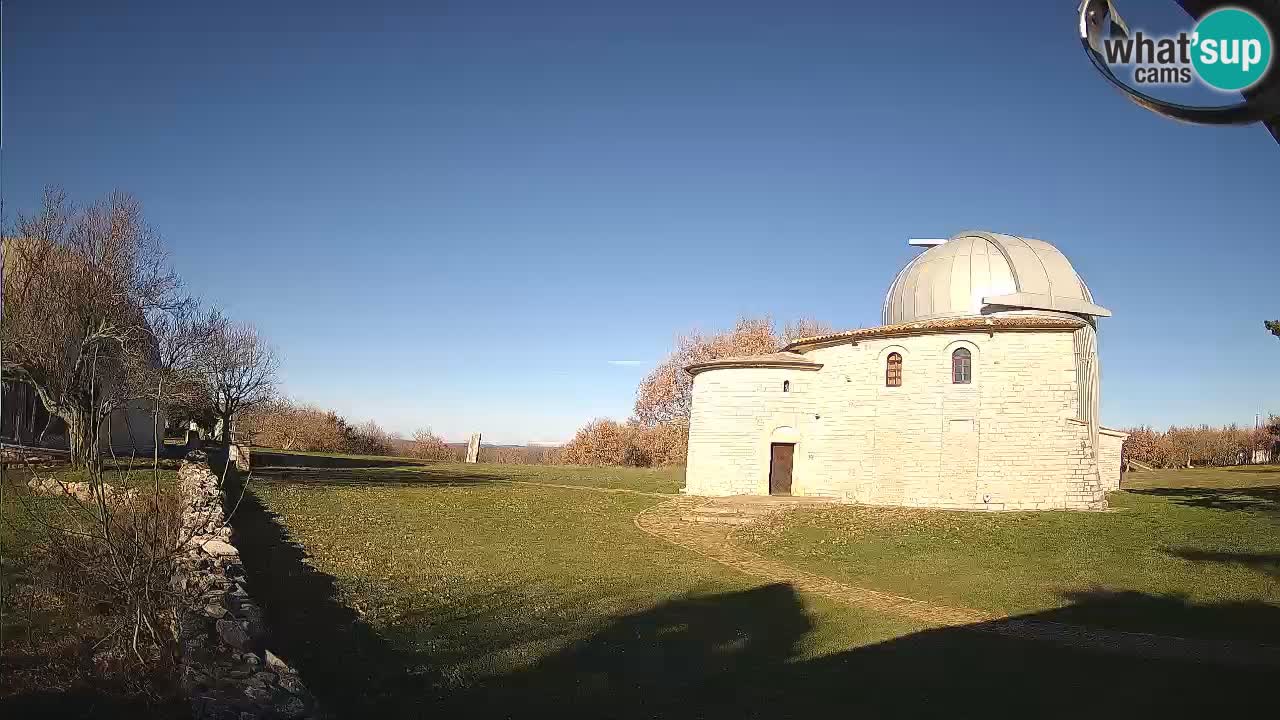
[952, 348, 972, 384]
[885, 352, 902, 387]
[782, 380, 790, 392]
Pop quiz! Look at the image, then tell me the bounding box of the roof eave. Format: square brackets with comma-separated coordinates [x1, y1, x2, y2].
[685, 359, 823, 377]
[784, 315, 1087, 353]
[982, 293, 1112, 318]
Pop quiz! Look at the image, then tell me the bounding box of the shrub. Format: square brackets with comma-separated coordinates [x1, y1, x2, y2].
[405, 428, 459, 461]
[344, 419, 393, 456]
[556, 419, 689, 468]
[239, 399, 347, 452]
[8, 460, 190, 707]
[559, 419, 632, 466]
[240, 399, 399, 456]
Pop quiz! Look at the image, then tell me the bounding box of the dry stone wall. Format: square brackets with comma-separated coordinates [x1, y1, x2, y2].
[685, 328, 1109, 510]
[175, 452, 322, 720]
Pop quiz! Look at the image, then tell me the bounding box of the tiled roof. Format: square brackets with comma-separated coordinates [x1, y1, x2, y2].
[685, 351, 821, 376]
[783, 315, 1086, 352]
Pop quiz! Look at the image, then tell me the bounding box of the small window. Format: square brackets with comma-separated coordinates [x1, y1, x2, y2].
[952, 348, 972, 384]
[782, 380, 790, 392]
[885, 352, 902, 387]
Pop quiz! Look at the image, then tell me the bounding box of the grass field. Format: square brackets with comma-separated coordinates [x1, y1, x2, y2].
[251, 449, 685, 494]
[738, 466, 1280, 641]
[235, 452, 1279, 718]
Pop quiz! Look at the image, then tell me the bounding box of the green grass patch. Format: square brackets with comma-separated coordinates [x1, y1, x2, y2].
[250, 481, 914, 680]
[242, 463, 1278, 717]
[737, 467, 1280, 641]
[250, 448, 685, 494]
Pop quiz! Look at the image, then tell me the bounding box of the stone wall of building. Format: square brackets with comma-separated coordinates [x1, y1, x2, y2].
[685, 367, 819, 496]
[1098, 428, 1128, 491]
[684, 328, 1107, 510]
[175, 454, 322, 719]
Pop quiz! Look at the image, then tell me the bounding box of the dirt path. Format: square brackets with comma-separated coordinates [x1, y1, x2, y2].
[506, 480, 675, 498]
[633, 496, 993, 626]
[633, 495, 1280, 668]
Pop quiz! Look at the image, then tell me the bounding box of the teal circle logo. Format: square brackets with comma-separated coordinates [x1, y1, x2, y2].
[1191, 7, 1273, 91]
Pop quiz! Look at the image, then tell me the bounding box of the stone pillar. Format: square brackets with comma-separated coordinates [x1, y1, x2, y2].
[465, 433, 481, 463]
[228, 444, 251, 472]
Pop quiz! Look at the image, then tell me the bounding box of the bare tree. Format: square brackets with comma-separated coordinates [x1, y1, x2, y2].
[197, 309, 278, 443]
[407, 427, 453, 460]
[633, 316, 831, 426]
[2, 188, 182, 467]
[238, 398, 347, 452]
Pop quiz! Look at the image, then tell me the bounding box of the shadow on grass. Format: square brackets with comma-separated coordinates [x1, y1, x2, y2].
[226, 475, 444, 717]
[0, 687, 185, 720]
[1168, 548, 1280, 581]
[447, 586, 1280, 719]
[1127, 485, 1280, 515]
[249, 466, 505, 488]
[250, 450, 428, 470]
[225, 474, 1280, 719]
[247, 449, 515, 488]
[1046, 588, 1280, 644]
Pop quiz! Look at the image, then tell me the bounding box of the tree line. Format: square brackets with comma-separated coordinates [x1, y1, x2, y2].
[1123, 422, 1278, 469]
[2, 188, 279, 468]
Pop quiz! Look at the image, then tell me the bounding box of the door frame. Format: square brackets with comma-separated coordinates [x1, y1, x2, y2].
[768, 442, 795, 496]
[764, 425, 802, 496]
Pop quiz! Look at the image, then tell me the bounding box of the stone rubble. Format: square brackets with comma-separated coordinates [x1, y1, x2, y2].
[175, 451, 323, 720]
[26, 476, 137, 504]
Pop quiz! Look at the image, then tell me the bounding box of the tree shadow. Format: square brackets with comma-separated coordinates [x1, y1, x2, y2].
[0, 687, 186, 720]
[1037, 588, 1280, 645]
[246, 449, 516, 488]
[249, 466, 503, 487]
[223, 464, 1280, 719]
[226, 477, 443, 717]
[250, 450, 428, 470]
[1223, 465, 1280, 474]
[230, 492, 1280, 720]
[444, 586, 1279, 719]
[1127, 485, 1280, 515]
[1167, 547, 1280, 581]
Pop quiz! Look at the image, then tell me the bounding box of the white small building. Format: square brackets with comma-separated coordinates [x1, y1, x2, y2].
[1, 380, 166, 456]
[683, 231, 1127, 510]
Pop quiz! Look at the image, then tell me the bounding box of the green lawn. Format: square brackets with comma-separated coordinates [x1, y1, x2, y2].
[250, 448, 686, 494]
[237, 456, 1278, 718]
[737, 466, 1280, 641]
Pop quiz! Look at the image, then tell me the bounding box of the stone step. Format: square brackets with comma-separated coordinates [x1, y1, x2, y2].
[690, 506, 744, 515]
[723, 506, 778, 517]
[679, 514, 754, 526]
[723, 495, 835, 505]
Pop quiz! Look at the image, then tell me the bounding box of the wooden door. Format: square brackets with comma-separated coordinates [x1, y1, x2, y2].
[769, 443, 794, 496]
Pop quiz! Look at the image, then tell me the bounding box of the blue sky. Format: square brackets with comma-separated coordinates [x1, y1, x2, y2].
[5, 1, 1278, 443]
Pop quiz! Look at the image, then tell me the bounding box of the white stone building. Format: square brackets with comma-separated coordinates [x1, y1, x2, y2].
[683, 231, 1127, 510]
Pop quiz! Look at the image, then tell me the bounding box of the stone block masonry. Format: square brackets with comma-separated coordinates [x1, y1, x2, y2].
[175, 452, 323, 720]
[685, 328, 1111, 510]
